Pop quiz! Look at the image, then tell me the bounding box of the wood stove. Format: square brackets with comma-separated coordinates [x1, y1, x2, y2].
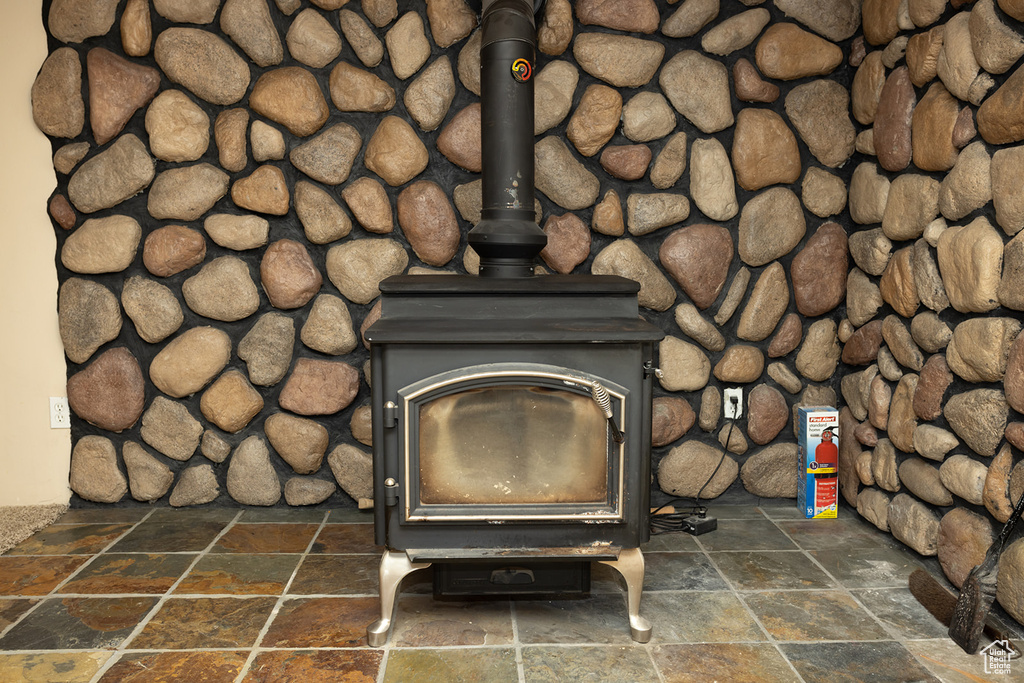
[362, 0, 664, 646]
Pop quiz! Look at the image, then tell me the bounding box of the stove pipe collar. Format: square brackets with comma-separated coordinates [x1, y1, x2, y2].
[468, 0, 548, 278]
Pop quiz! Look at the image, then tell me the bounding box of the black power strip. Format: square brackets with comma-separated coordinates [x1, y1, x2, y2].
[683, 515, 718, 536]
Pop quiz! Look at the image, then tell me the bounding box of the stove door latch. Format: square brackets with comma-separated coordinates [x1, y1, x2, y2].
[383, 401, 398, 428]
[384, 478, 399, 506]
[643, 361, 663, 380]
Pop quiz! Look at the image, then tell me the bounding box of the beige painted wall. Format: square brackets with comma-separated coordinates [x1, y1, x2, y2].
[0, 1, 72, 505]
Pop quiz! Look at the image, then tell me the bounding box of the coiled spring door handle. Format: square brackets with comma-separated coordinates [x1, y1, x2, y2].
[590, 382, 625, 444]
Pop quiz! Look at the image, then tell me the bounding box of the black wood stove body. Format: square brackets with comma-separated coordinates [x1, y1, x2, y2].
[365, 274, 663, 645]
[362, 0, 664, 646]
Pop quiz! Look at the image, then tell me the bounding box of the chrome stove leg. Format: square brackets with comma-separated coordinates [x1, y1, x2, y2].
[599, 547, 652, 643]
[367, 550, 430, 647]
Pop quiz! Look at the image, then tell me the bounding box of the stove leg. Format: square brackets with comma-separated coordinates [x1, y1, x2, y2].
[367, 550, 430, 647]
[599, 547, 652, 643]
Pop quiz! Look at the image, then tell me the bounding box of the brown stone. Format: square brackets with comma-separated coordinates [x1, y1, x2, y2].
[260, 239, 321, 309]
[737, 263, 790, 343]
[143, 225, 206, 278]
[329, 62, 395, 113]
[947, 317, 1020, 383]
[397, 181, 461, 267]
[978, 61, 1024, 144]
[538, 0, 572, 56]
[360, 0, 397, 26]
[945, 389, 1009, 457]
[754, 23, 843, 80]
[404, 57, 456, 132]
[70, 436, 126, 504]
[249, 67, 328, 137]
[785, 79, 856, 169]
[914, 354, 953, 422]
[214, 109, 248, 173]
[59, 278, 121, 365]
[795, 319, 841, 382]
[746, 384, 788, 445]
[279, 358, 360, 416]
[338, 9, 384, 67]
[1005, 332, 1024, 414]
[150, 326, 231, 398]
[365, 116, 430, 186]
[873, 67, 915, 172]
[889, 374, 919, 453]
[49, 194, 75, 230]
[576, 0, 659, 33]
[437, 103, 482, 173]
[659, 50, 734, 134]
[286, 8, 343, 69]
[600, 145, 652, 181]
[868, 375, 892, 431]
[385, 12, 431, 80]
[592, 239, 675, 311]
[540, 213, 591, 275]
[767, 313, 803, 358]
[879, 246, 919, 318]
[863, 0, 899, 45]
[592, 190, 624, 237]
[326, 238, 409, 305]
[265, 412, 329, 475]
[882, 175, 941, 242]
[86, 47, 160, 145]
[936, 217, 1003, 313]
[658, 224, 733, 310]
[1007, 422, 1024, 450]
[790, 223, 848, 317]
[855, 422, 879, 448]
[713, 345, 765, 383]
[573, 33, 665, 88]
[732, 58, 779, 103]
[907, 26, 945, 88]
[341, 177, 393, 234]
[238, 313, 295, 386]
[731, 109, 800, 191]
[536, 136, 601, 211]
[290, 123, 363, 186]
[899, 457, 953, 506]
[852, 51, 885, 125]
[182, 256, 261, 322]
[154, 27, 251, 106]
[985, 444, 1015, 523]
[231, 165, 289, 216]
[651, 397, 695, 448]
[199, 370, 263, 433]
[842, 320, 883, 366]
[938, 508, 993, 590]
[658, 441, 738, 499]
[425, 0, 476, 47]
[567, 85, 622, 158]
[66, 348, 145, 432]
[32, 48, 84, 139]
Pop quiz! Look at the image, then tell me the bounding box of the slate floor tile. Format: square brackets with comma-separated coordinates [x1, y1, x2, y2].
[710, 550, 835, 591]
[391, 594, 513, 647]
[244, 649, 382, 683]
[260, 597, 379, 649]
[58, 553, 195, 595]
[0, 556, 89, 596]
[128, 597, 277, 649]
[4, 524, 131, 556]
[809, 546, 925, 589]
[0, 597, 156, 650]
[779, 641, 941, 683]
[522, 644, 659, 683]
[211, 524, 319, 554]
[310, 524, 380, 554]
[287, 554, 378, 595]
[99, 651, 249, 683]
[383, 647, 518, 683]
[0, 652, 112, 682]
[742, 590, 889, 642]
[174, 554, 300, 595]
[642, 591, 766, 644]
[695, 518, 798, 552]
[650, 643, 800, 683]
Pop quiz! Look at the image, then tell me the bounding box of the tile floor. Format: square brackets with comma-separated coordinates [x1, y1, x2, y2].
[0, 502, 1019, 682]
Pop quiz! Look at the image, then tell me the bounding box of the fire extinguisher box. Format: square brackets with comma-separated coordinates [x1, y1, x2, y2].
[797, 406, 839, 519]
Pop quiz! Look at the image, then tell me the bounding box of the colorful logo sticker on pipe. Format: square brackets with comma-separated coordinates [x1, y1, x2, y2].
[511, 58, 532, 82]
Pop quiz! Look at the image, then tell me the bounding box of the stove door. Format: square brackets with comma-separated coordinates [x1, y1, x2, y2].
[397, 363, 626, 523]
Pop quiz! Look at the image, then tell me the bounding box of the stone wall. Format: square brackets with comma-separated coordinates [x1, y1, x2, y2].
[30, 0, 1024, 623]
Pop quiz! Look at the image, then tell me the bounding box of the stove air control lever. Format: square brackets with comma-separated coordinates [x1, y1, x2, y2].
[590, 382, 625, 445]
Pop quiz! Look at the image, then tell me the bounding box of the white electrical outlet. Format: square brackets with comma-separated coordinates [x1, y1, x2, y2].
[723, 387, 742, 419]
[50, 397, 71, 429]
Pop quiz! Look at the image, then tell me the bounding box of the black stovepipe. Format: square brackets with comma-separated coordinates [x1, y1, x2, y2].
[468, 0, 548, 278]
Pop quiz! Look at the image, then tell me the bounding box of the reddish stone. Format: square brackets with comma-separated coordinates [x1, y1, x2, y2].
[260, 239, 322, 309]
[651, 396, 695, 447]
[733, 58, 779, 103]
[143, 225, 206, 277]
[791, 222, 848, 317]
[767, 313, 803, 358]
[540, 213, 591, 274]
[854, 421, 878, 447]
[658, 224, 734, 310]
[915, 354, 953, 421]
[49, 194, 76, 230]
[599, 144, 652, 181]
[436, 103, 482, 172]
[66, 347, 145, 432]
[396, 180, 461, 267]
[873, 67, 916, 172]
[1006, 422, 1024, 450]
[849, 36, 866, 67]
[746, 384, 788, 445]
[279, 358, 360, 415]
[86, 47, 160, 145]
[841, 320, 883, 365]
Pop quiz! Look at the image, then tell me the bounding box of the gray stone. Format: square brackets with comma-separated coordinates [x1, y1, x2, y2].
[939, 454, 988, 505]
[67, 135, 154, 214]
[768, 361, 803, 394]
[888, 492, 940, 555]
[154, 28, 250, 105]
[53, 142, 90, 175]
[295, 181, 352, 245]
[425, 0, 477, 48]
[658, 441, 738, 499]
[627, 194, 690, 236]
[385, 12, 431, 79]
[200, 370, 264, 433]
[201, 431, 232, 463]
[227, 436, 281, 506]
[621, 92, 676, 143]
[123, 442, 174, 502]
[121, 277, 183, 344]
[326, 238, 408, 305]
[573, 33, 664, 88]
[69, 436, 126, 504]
[286, 8, 342, 68]
[718, 423, 749, 455]
[674, 304, 725, 352]
[61, 215, 141, 275]
[145, 90, 209, 163]
[940, 507, 994, 589]
[882, 315, 924, 371]
[284, 477, 336, 506]
[1000, 230, 1024, 309]
[290, 123, 362, 186]
[238, 313, 295, 386]
[997, 540, 1024, 626]
[168, 465, 220, 507]
[700, 386, 721, 432]
[847, 268, 883, 328]
[911, 311, 952, 353]
[140, 396, 203, 461]
[945, 389, 1009, 457]
[203, 214, 269, 251]
[689, 138, 738, 221]
[153, 0, 219, 23]
[849, 164, 891, 226]
[147, 163, 230, 221]
[328, 444, 374, 503]
[220, 0, 283, 67]
[150, 326, 231, 398]
[265, 412, 329, 474]
[774, 0, 862, 41]
[913, 239, 950, 313]
[714, 267, 750, 326]
[32, 48, 84, 138]
[302, 294, 357, 356]
[592, 240, 675, 311]
[535, 136, 600, 210]
[662, 0, 719, 38]
[939, 141, 992, 221]
[534, 61, 578, 135]
[737, 188, 805, 267]
[796, 319, 840, 382]
[658, 336, 711, 392]
[659, 50, 733, 133]
[737, 262, 789, 342]
[947, 317, 1021, 382]
[404, 57, 455, 132]
[877, 346, 905, 382]
[741, 443, 798, 497]
[899, 457, 952, 506]
[650, 132, 688, 190]
[785, 79, 856, 168]
[182, 256, 260, 322]
[702, 8, 770, 55]
[48, 0, 118, 43]
[801, 167, 847, 218]
[59, 278, 121, 364]
[456, 28, 481, 92]
[915, 424, 959, 462]
[857, 488, 892, 531]
[338, 9, 384, 68]
[936, 217, 1004, 313]
[992, 145, 1024, 236]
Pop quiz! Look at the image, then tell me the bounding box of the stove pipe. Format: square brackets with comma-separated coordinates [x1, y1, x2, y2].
[468, 0, 548, 278]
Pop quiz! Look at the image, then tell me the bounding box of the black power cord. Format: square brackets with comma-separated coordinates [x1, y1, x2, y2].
[650, 393, 740, 536]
